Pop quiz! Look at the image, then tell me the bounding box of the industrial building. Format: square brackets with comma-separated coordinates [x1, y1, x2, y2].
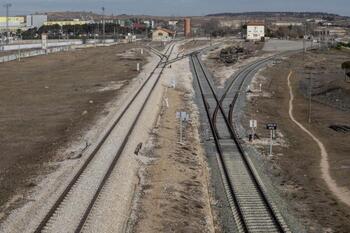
[26, 14, 47, 29]
[152, 28, 175, 41]
[0, 14, 47, 31]
[272, 21, 303, 27]
[0, 16, 25, 31]
[246, 21, 265, 41]
[44, 19, 93, 26]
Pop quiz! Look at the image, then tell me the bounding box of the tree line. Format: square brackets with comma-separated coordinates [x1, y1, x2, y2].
[20, 23, 149, 40]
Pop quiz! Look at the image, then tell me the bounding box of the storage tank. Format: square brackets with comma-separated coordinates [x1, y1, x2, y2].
[184, 18, 191, 37]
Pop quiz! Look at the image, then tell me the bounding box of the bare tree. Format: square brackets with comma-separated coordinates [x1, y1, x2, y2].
[203, 19, 219, 36]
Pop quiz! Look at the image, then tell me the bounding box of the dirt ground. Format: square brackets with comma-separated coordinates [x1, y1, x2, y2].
[203, 40, 265, 87]
[0, 43, 148, 219]
[148, 41, 167, 51]
[179, 39, 210, 52]
[0, 48, 42, 57]
[244, 48, 350, 232]
[130, 86, 215, 232]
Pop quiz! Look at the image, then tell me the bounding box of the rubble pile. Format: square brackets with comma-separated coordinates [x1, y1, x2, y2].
[219, 46, 245, 64]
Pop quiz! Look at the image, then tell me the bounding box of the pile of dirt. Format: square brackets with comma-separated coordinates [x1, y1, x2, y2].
[219, 46, 244, 63]
[209, 41, 263, 65]
[202, 40, 268, 88]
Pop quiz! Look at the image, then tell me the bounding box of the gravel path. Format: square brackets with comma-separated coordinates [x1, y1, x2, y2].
[288, 71, 350, 207]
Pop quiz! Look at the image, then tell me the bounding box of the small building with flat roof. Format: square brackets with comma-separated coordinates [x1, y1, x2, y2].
[247, 21, 265, 41]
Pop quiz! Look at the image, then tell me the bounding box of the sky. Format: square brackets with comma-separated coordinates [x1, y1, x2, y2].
[4, 0, 350, 17]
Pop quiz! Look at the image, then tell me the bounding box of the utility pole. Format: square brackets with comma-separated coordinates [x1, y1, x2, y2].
[3, 3, 12, 44]
[102, 7, 105, 43]
[305, 67, 316, 124]
[308, 73, 312, 124]
[303, 23, 307, 53]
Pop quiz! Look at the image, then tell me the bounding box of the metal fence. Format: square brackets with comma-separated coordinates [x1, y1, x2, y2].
[0, 46, 71, 63]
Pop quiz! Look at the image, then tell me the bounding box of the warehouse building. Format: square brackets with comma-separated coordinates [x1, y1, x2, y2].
[0, 16, 25, 31]
[26, 14, 47, 29]
[44, 19, 93, 26]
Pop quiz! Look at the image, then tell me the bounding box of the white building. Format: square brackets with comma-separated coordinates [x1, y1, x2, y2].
[247, 22, 265, 41]
[168, 20, 178, 26]
[273, 22, 303, 27]
[26, 14, 47, 29]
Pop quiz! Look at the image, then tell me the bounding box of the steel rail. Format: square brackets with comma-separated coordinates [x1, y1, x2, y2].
[34, 42, 175, 233]
[193, 53, 286, 233]
[190, 54, 248, 232]
[75, 43, 176, 232]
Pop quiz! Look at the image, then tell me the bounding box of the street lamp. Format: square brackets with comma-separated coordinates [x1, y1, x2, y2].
[3, 3, 12, 44]
[102, 7, 105, 43]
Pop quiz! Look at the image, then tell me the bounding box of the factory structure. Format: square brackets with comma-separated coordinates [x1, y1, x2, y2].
[0, 15, 157, 31]
[0, 14, 47, 31]
[0, 12, 192, 36]
[26, 14, 48, 28]
[44, 19, 93, 26]
[0, 16, 25, 31]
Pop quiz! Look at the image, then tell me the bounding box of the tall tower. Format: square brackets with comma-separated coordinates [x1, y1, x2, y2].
[184, 18, 191, 38]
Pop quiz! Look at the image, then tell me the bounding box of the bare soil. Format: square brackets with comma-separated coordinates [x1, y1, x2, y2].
[203, 40, 266, 87]
[131, 87, 215, 232]
[179, 39, 210, 52]
[244, 49, 350, 232]
[0, 43, 148, 219]
[148, 41, 167, 51]
[0, 48, 42, 57]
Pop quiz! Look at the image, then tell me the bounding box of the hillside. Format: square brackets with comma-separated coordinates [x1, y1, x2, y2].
[206, 11, 349, 19]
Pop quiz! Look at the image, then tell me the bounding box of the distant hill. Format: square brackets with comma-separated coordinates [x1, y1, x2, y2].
[206, 11, 348, 19]
[44, 11, 349, 22]
[47, 11, 103, 20]
[45, 11, 182, 21]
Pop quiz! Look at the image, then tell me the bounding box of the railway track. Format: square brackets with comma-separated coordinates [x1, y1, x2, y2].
[191, 53, 290, 233]
[146, 45, 167, 59]
[34, 42, 175, 233]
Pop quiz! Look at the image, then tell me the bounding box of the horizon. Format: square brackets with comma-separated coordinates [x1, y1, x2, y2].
[3, 0, 350, 17]
[4, 10, 350, 18]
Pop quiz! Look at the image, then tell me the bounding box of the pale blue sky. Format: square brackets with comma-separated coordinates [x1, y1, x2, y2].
[5, 0, 350, 16]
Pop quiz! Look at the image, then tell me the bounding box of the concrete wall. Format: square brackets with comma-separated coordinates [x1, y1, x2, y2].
[0, 39, 124, 64]
[0, 40, 83, 51]
[0, 46, 71, 63]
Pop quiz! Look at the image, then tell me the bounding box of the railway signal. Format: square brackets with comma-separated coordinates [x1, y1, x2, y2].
[266, 123, 277, 156]
[176, 111, 189, 144]
[249, 119, 257, 142]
